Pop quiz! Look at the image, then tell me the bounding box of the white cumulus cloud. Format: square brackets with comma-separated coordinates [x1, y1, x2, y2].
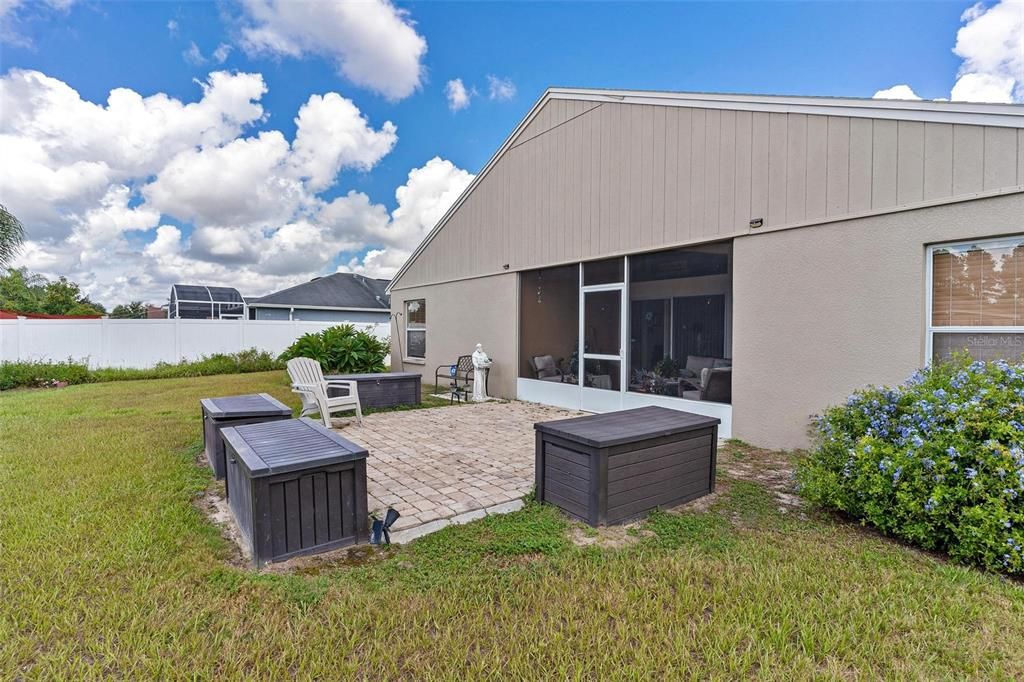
[445, 78, 472, 111]
[344, 157, 474, 278]
[0, 69, 267, 239]
[873, 0, 1024, 103]
[872, 84, 922, 100]
[238, 0, 427, 101]
[3, 69, 469, 307]
[951, 0, 1024, 102]
[289, 92, 398, 190]
[487, 74, 516, 101]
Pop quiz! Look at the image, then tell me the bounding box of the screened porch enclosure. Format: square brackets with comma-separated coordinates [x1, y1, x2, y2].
[517, 241, 733, 432]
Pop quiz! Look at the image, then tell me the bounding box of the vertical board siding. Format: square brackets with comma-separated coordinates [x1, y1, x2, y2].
[805, 115, 829, 221]
[690, 108, 708, 238]
[953, 124, 984, 195]
[985, 126, 1019, 190]
[897, 120, 925, 205]
[785, 113, 807, 223]
[749, 113, 770, 223]
[923, 123, 954, 200]
[871, 120, 899, 209]
[767, 112, 788, 226]
[718, 109, 737, 235]
[826, 116, 850, 215]
[733, 110, 753, 234]
[394, 99, 1023, 290]
[848, 118, 874, 213]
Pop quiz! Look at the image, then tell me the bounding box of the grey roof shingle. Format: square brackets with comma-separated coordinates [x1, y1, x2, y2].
[249, 273, 390, 310]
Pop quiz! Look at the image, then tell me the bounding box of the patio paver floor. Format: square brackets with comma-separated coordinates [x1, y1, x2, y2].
[334, 400, 582, 540]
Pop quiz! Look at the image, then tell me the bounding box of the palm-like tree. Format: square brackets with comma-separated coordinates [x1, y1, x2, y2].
[0, 204, 25, 268]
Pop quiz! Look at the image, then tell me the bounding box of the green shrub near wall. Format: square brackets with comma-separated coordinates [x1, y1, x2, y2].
[798, 355, 1024, 575]
[279, 324, 389, 374]
[0, 349, 283, 390]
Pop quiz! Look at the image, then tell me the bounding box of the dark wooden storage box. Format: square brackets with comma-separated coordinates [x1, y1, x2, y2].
[534, 406, 720, 526]
[221, 418, 369, 567]
[325, 372, 421, 409]
[200, 393, 292, 480]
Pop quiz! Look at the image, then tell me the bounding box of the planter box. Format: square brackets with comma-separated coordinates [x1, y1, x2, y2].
[200, 393, 292, 480]
[325, 372, 421, 409]
[221, 418, 369, 567]
[534, 406, 720, 526]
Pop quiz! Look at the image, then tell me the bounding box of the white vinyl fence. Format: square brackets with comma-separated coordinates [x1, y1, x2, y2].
[0, 318, 391, 369]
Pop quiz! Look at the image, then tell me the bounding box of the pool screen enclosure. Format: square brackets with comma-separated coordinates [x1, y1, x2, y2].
[169, 284, 247, 319]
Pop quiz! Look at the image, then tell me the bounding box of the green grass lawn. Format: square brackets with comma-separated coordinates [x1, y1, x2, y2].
[2, 372, 1023, 678]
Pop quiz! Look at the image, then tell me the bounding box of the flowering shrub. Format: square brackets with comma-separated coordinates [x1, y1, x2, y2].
[797, 356, 1024, 574]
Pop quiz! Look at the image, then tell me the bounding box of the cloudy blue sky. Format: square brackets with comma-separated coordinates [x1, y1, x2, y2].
[1, 1, 1021, 307]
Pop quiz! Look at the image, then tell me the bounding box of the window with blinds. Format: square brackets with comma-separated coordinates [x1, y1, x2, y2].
[930, 237, 1024, 362]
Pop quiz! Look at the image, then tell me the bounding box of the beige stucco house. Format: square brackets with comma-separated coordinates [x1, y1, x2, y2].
[386, 88, 1024, 449]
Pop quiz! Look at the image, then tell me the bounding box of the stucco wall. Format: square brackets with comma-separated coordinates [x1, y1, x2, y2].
[732, 192, 1024, 450]
[390, 273, 519, 398]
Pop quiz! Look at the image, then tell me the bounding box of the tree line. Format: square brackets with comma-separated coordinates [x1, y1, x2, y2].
[0, 205, 152, 318]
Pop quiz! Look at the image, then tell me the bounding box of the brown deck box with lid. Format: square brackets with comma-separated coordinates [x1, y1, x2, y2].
[200, 393, 293, 480]
[534, 406, 720, 526]
[325, 372, 422, 409]
[221, 418, 369, 568]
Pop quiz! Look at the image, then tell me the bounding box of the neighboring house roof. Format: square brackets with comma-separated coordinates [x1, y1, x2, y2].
[388, 87, 1024, 292]
[248, 273, 391, 311]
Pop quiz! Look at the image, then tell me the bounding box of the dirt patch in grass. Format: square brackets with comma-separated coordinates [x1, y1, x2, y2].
[194, 486, 251, 569]
[718, 440, 802, 513]
[568, 523, 655, 549]
[267, 544, 396, 575]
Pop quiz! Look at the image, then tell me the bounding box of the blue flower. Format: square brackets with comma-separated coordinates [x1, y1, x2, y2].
[924, 498, 937, 512]
[966, 467, 978, 479]
[892, 467, 903, 483]
[922, 458, 935, 470]
[947, 446, 959, 458]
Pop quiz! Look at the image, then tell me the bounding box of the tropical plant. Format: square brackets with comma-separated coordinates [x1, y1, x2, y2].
[0, 268, 105, 315]
[0, 204, 25, 269]
[798, 354, 1024, 574]
[110, 301, 147, 319]
[279, 324, 389, 374]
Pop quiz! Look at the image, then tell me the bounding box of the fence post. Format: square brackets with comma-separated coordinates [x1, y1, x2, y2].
[16, 315, 23, 362]
[175, 318, 182, 362]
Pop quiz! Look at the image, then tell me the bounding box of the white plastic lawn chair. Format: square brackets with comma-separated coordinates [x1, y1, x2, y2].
[286, 357, 363, 428]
